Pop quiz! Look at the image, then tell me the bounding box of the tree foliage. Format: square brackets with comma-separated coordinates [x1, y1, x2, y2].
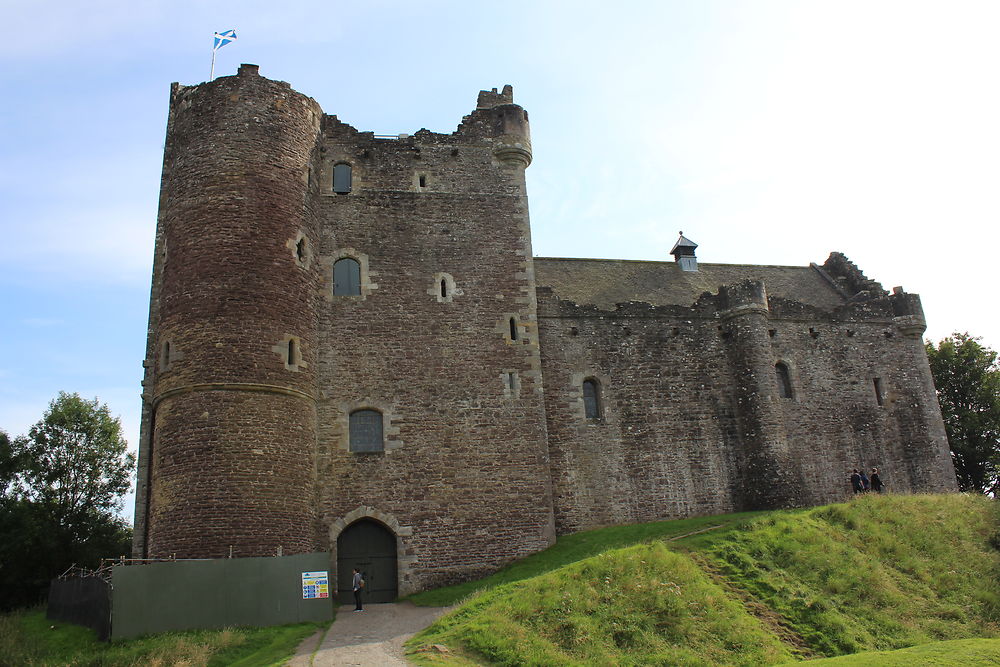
[0, 393, 135, 610]
[926, 333, 1000, 495]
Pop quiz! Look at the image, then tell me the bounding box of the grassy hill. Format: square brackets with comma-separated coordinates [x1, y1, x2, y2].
[406, 494, 1000, 666]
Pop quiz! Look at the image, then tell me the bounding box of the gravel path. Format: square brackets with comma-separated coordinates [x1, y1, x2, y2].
[288, 602, 452, 667]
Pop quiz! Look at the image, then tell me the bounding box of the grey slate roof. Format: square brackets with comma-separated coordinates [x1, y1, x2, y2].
[533, 258, 847, 311]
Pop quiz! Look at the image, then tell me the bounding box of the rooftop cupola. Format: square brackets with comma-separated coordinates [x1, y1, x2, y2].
[670, 232, 698, 271]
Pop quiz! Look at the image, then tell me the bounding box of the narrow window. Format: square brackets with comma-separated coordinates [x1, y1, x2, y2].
[507, 372, 516, 392]
[349, 409, 384, 452]
[333, 163, 352, 194]
[419, 174, 427, 188]
[333, 258, 361, 295]
[287, 339, 296, 366]
[583, 379, 601, 419]
[509, 317, 518, 341]
[873, 377, 884, 406]
[296, 237, 306, 262]
[440, 279, 448, 298]
[775, 362, 794, 399]
[161, 341, 171, 370]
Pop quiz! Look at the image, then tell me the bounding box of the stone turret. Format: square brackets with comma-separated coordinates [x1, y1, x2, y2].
[718, 280, 802, 509]
[134, 64, 323, 559]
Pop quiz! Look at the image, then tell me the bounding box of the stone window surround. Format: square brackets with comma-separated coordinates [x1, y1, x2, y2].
[498, 313, 528, 344]
[428, 272, 462, 303]
[773, 359, 797, 401]
[335, 399, 402, 453]
[570, 371, 611, 423]
[286, 231, 313, 269]
[272, 334, 307, 372]
[321, 157, 362, 196]
[501, 369, 521, 400]
[158, 338, 182, 373]
[320, 249, 378, 301]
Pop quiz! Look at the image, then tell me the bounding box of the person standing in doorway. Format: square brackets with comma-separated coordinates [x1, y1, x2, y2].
[352, 568, 364, 611]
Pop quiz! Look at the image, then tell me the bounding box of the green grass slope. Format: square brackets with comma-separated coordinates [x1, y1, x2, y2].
[408, 494, 999, 666]
[703, 494, 1000, 656]
[786, 638, 1000, 666]
[412, 541, 793, 666]
[0, 608, 327, 666]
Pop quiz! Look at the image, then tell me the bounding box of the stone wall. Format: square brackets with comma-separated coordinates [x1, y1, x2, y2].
[135, 67, 956, 593]
[312, 101, 554, 594]
[537, 283, 956, 535]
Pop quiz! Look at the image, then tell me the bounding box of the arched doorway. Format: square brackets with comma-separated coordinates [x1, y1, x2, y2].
[336, 519, 398, 603]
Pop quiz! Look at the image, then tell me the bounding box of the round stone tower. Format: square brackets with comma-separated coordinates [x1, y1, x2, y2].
[135, 64, 323, 559]
[719, 280, 803, 509]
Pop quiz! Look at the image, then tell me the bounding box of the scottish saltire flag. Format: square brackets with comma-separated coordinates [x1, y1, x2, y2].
[214, 29, 237, 51]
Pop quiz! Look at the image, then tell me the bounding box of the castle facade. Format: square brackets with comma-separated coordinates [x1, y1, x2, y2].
[133, 65, 956, 600]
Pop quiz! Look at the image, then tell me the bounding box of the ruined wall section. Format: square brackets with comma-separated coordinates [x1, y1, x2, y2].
[313, 96, 555, 594]
[140, 65, 323, 559]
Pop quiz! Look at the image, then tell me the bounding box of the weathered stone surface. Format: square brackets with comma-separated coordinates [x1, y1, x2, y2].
[134, 66, 957, 595]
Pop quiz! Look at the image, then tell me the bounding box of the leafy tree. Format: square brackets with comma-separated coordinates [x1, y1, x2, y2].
[926, 333, 1000, 495]
[0, 429, 22, 501]
[17, 392, 135, 527]
[0, 393, 135, 610]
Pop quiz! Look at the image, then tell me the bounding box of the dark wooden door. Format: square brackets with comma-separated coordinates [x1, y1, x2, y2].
[336, 519, 398, 603]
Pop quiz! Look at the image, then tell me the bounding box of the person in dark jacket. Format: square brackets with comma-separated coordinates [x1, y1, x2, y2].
[850, 469, 864, 494]
[859, 469, 871, 492]
[352, 568, 364, 611]
[870, 467, 884, 493]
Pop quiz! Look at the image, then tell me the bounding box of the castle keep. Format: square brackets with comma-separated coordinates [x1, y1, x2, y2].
[133, 65, 957, 600]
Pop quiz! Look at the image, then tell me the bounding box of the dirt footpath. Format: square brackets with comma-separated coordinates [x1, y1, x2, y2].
[289, 602, 452, 667]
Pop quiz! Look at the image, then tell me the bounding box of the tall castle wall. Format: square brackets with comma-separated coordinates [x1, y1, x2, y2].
[135, 68, 956, 592]
[311, 88, 556, 593]
[537, 267, 956, 534]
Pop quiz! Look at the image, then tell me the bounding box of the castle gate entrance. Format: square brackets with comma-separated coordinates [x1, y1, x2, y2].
[336, 519, 398, 603]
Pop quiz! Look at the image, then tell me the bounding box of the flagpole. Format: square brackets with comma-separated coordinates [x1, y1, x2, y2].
[210, 30, 235, 81]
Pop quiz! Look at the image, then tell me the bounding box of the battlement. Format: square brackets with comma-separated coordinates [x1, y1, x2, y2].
[477, 84, 514, 108]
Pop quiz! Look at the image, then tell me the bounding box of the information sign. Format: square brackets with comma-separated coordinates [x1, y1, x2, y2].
[301, 570, 329, 599]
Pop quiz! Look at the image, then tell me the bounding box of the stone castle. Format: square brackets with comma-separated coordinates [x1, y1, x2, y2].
[132, 65, 957, 600]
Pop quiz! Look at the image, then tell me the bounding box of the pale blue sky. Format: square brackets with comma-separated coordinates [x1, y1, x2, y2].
[1, 1, 997, 518]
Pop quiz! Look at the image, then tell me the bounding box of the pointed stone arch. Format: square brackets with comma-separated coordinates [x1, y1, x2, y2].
[329, 507, 417, 598]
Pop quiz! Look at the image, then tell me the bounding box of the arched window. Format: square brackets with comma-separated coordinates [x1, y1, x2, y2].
[349, 409, 383, 452]
[583, 378, 601, 419]
[333, 163, 352, 194]
[775, 362, 794, 399]
[333, 258, 361, 296]
[440, 278, 448, 298]
[287, 338, 297, 366]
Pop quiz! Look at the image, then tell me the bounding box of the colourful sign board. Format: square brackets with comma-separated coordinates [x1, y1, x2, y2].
[301, 571, 329, 599]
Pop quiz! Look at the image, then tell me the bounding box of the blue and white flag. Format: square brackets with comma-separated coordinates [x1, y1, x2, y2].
[213, 29, 237, 51]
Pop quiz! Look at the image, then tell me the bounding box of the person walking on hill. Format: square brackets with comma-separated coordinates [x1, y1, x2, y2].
[850, 469, 864, 494]
[870, 468, 884, 493]
[352, 568, 364, 612]
[859, 469, 871, 492]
